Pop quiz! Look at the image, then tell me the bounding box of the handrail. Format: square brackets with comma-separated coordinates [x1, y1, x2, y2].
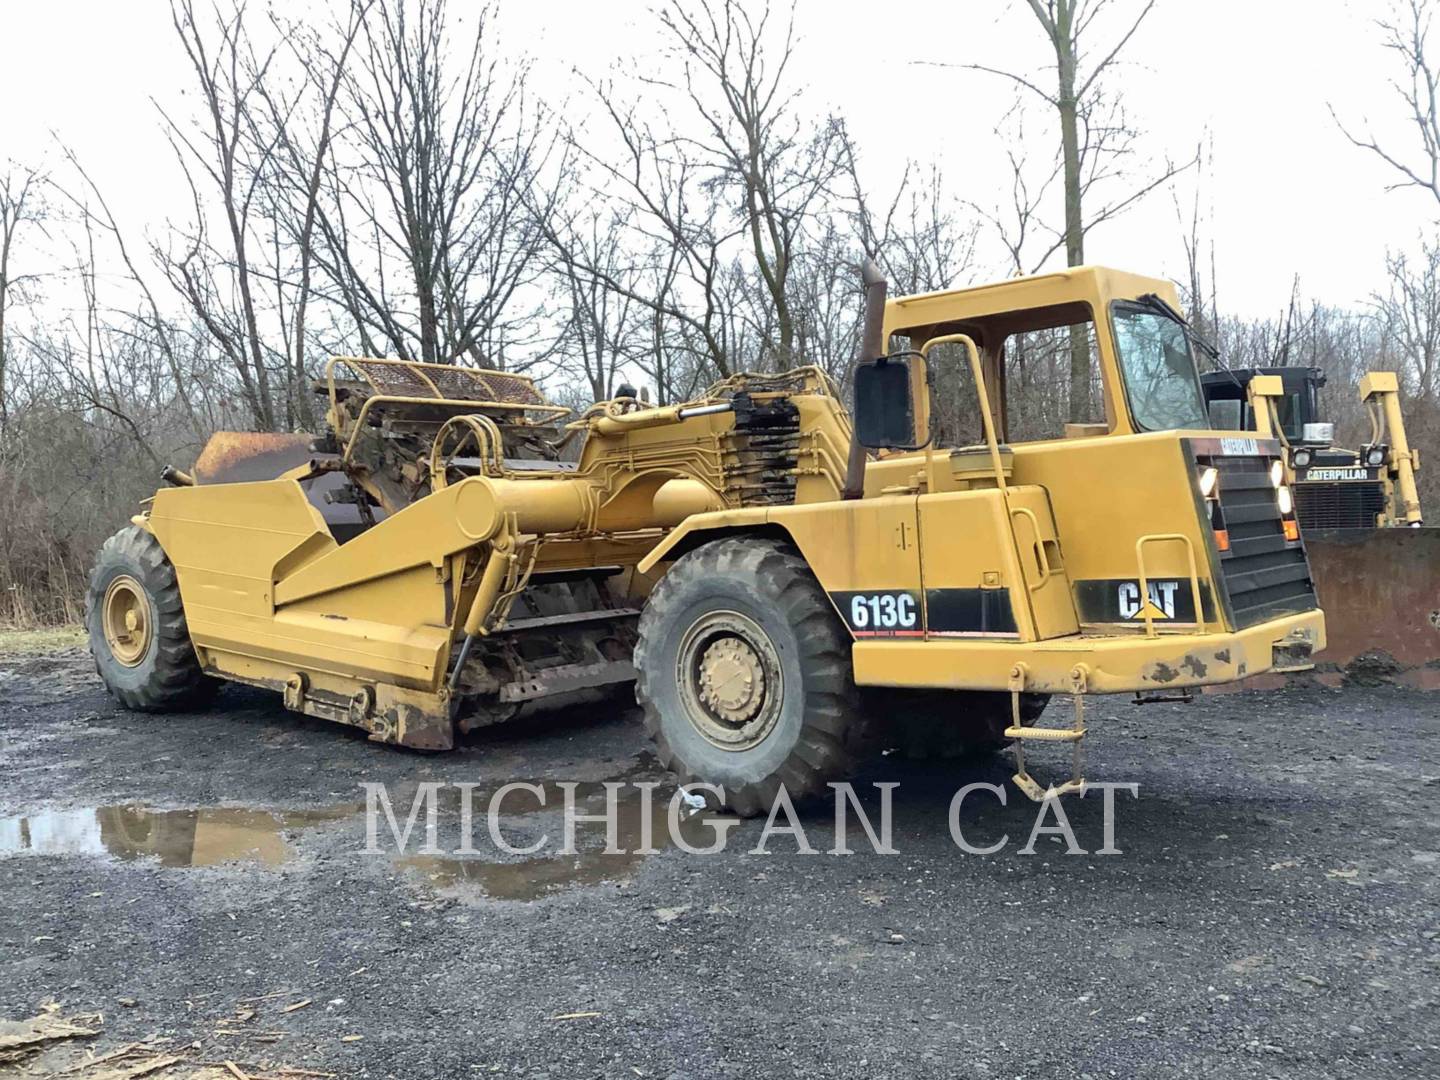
[430, 414, 507, 488]
[1009, 506, 1051, 592]
[919, 332, 1007, 492]
[1134, 533, 1206, 638]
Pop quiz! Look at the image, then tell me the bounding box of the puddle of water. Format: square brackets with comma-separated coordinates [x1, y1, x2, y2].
[399, 782, 729, 902]
[0, 755, 725, 900]
[0, 804, 357, 868]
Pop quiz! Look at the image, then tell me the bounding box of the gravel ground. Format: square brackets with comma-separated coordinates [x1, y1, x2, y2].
[1, 646, 1438, 1079]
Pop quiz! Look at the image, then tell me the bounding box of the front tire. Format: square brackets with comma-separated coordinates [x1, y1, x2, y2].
[634, 538, 865, 816]
[86, 525, 215, 711]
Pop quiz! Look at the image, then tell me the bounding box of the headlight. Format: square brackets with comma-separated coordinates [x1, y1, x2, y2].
[1269, 460, 1284, 488]
[1277, 485, 1294, 516]
[1292, 449, 1311, 468]
[1199, 467, 1219, 498]
[1367, 447, 1386, 466]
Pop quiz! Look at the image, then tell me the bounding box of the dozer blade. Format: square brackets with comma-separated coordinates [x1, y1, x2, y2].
[1306, 527, 1440, 686]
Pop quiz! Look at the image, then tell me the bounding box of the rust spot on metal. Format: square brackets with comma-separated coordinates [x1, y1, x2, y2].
[1180, 653, 1209, 679]
[193, 431, 316, 485]
[1214, 648, 1231, 664]
[1149, 661, 1179, 684]
[386, 703, 454, 751]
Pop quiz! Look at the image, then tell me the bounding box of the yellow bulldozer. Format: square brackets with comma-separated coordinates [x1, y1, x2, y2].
[1201, 365, 1439, 682]
[87, 263, 1328, 810]
[1199, 365, 1422, 530]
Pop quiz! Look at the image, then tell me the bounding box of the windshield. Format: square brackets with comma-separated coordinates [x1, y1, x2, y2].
[1271, 392, 1305, 440]
[1110, 301, 1209, 431]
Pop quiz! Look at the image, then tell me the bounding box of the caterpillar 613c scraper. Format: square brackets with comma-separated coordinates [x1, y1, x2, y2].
[88, 264, 1327, 809]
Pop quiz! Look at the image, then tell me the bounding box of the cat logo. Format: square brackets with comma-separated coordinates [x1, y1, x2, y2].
[1117, 580, 1180, 621]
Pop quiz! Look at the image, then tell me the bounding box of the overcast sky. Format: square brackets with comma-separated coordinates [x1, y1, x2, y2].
[2, 0, 1433, 320]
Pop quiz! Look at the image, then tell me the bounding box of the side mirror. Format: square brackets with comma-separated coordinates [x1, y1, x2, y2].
[853, 354, 926, 449]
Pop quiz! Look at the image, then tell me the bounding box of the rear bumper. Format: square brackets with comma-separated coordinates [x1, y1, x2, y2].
[851, 609, 1326, 695]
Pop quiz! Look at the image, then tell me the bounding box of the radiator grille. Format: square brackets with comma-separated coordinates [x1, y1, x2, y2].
[1294, 481, 1386, 531]
[1203, 454, 1319, 628]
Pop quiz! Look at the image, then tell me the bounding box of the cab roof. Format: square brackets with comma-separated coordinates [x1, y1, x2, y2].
[883, 265, 1182, 341]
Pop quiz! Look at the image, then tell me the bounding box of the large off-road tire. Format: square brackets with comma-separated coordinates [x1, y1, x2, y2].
[870, 689, 1050, 759]
[86, 525, 216, 711]
[634, 538, 865, 816]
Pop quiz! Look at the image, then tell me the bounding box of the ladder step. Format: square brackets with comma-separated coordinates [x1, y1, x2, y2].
[1013, 773, 1087, 800]
[1005, 726, 1086, 743]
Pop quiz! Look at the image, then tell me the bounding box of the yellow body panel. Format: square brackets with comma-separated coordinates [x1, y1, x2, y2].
[854, 609, 1326, 695]
[147, 481, 453, 692]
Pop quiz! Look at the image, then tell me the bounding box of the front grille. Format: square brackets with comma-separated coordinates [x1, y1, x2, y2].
[1295, 481, 1386, 531]
[1202, 453, 1318, 628]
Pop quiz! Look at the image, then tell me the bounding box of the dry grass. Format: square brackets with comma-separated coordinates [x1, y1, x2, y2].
[0, 624, 87, 655]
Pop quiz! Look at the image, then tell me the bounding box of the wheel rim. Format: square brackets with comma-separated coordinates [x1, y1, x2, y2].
[103, 575, 152, 667]
[676, 610, 783, 751]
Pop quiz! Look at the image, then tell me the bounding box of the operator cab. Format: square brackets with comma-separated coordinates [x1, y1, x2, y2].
[853, 265, 1217, 448]
[1200, 367, 1333, 447]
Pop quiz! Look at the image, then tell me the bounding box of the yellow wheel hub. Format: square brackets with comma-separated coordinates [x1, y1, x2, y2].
[677, 610, 784, 752]
[103, 575, 152, 667]
[698, 637, 765, 725]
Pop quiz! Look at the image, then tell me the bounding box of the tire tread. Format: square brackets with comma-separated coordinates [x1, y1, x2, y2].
[635, 537, 866, 815]
[86, 525, 216, 712]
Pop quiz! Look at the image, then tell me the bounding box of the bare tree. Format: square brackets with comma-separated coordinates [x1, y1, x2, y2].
[557, 81, 746, 381]
[1334, 0, 1440, 209]
[547, 203, 645, 401]
[1172, 132, 1218, 344]
[558, 0, 849, 385]
[1379, 238, 1440, 403]
[55, 145, 213, 438]
[929, 0, 1192, 419]
[308, 0, 552, 368]
[655, 0, 847, 364]
[253, 0, 371, 426]
[0, 162, 47, 425]
[846, 146, 977, 296]
[155, 0, 289, 430]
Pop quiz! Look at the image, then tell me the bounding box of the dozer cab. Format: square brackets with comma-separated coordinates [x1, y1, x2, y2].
[87, 264, 1326, 811]
[1200, 366, 1438, 682]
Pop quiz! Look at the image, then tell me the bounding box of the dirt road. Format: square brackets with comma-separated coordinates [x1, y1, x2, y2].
[1, 645, 1438, 1078]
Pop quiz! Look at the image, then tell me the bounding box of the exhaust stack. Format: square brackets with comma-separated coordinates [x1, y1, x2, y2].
[843, 258, 888, 500]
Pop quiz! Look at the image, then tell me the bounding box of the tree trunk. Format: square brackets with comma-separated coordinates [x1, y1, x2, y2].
[419, 282, 440, 364]
[1055, 1, 1091, 422]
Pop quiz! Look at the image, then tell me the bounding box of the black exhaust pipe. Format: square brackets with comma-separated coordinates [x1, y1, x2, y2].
[842, 258, 888, 500]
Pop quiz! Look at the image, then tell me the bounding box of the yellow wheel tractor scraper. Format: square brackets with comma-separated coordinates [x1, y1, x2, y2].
[88, 263, 1327, 810]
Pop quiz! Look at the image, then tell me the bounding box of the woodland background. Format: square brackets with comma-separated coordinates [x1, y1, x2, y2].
[2, 0, 1438, 626]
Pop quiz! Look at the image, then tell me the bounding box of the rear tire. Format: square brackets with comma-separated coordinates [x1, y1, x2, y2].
[634, 538, 865, 816]
[86, 525, 216, 711]
[872, 689, 1049, 759]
